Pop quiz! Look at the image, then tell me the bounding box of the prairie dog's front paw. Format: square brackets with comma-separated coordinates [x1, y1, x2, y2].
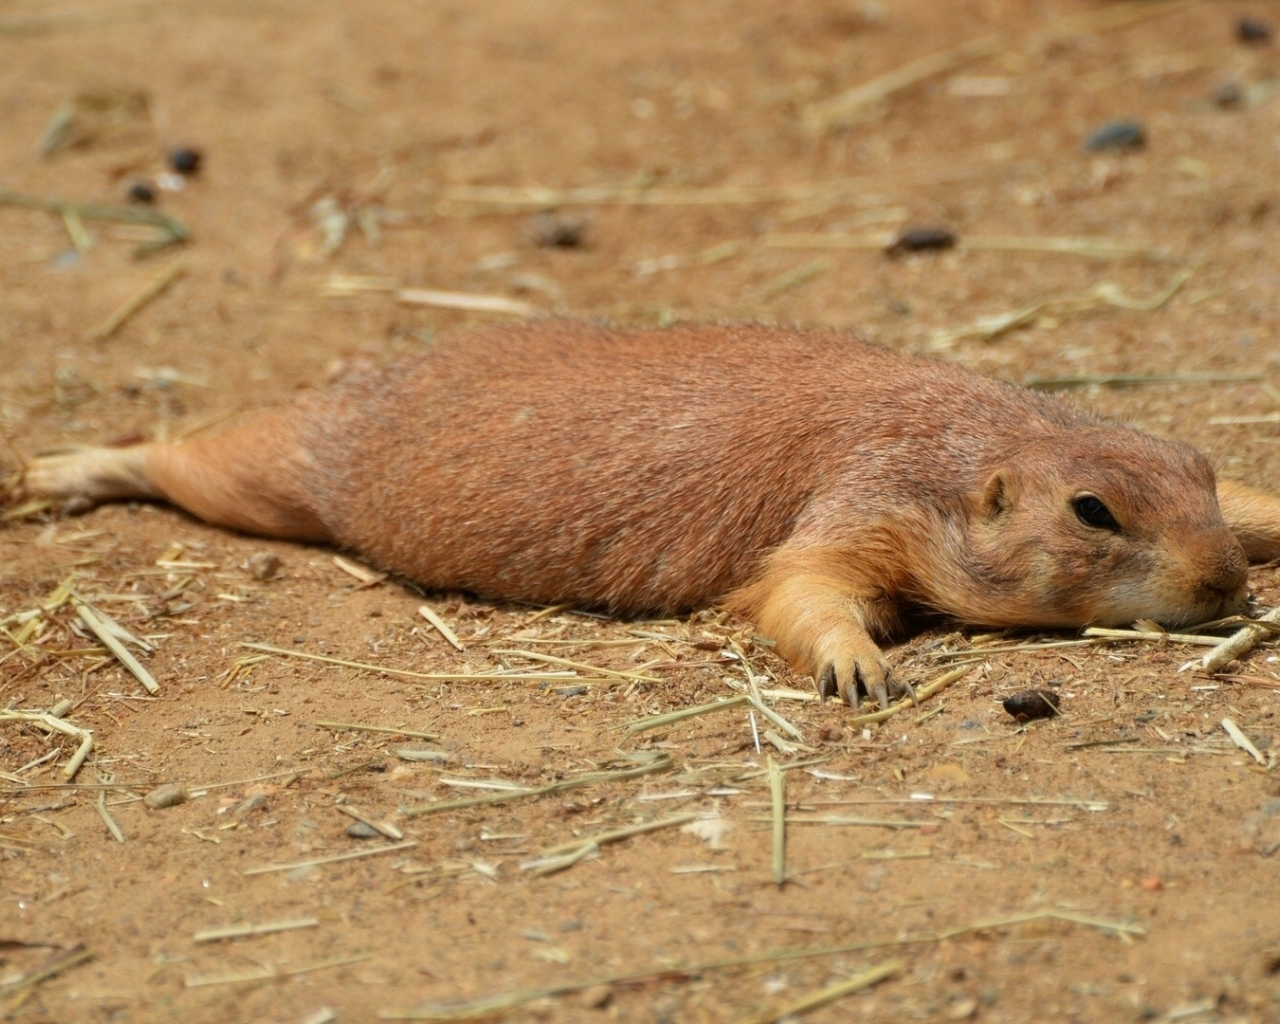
[811, 628, 904, 710]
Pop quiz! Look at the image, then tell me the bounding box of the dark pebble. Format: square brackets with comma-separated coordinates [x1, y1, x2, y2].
[1083, 120, 1145, 152]
[1214, 82, 1244, 108]
[126, 180, 156, 204]
[557, 685, 589, 697]
[887, 227, 956, 257]
[532, 209, 587, 248]
[1002, 690, 1060, 722]
[346, 821, 381, 839]
[168, 146, 203, 175]
[1237, 17, 1272, 43]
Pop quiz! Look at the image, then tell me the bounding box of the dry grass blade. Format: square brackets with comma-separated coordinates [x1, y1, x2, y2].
[0, 710, 93, 780]
[0, 188, 189, 256]
[243, 840, 416, 875]
[314, 720, 439, 740]
[400, 753, 672, 817]
[1025, 372, 1260, 391]
[95, 793, 124, 842]
[396, 288, 533, 316]
[1187, 606, 1280, 673]
[241, 642, 600, 683]
[337, 805, 404, 840]
[768, 756, 786, 886]
[625, 694, 749, 733]
[764, 815, 930, 829]
[418, 605, 464, 651]
[736, 959, 902, 1024]
[1083, 626, 1226, 647]
[846, 666, 970, 727]
[492, 648, 658, 683]
[74, 599, 159, 694]
[192, 918, 319, 943]
[1, 943, 92, 1008]
[86, 260, 186, 342]
[802, 34, 1000, 130]
[1221, 718, 1266, 765]
[184, 951, 374, 988]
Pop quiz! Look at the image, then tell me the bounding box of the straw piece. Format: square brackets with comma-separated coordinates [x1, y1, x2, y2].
[846, 666, 970, 727]
[1221, 718, 1265, 765]
[74, 600, 159, 694]
[240, 642, 600, 682]
[418, 605, 464, 651]
[184, 951, 373, 988]
[0, 710, 95, 780]
[529, 811, 700, 864]
[1, 943, 92, 999]
[192, 918, 320, 943]
[337, 805, 405, 840]
[0, 188, 189, 256]
[86, 260, 186, 342]
[95, 793, 124, 842]
[802, 34, 1000, 129]
[243, 840, 417, 875]
[314, 720, 439, 740]
[768, 756, 786, 886]
[400, 753, 672, 817]
[1026, 372, 1260, 391]
[1188, 606, 1280, 673]
[625, 694, 749, 733]
[396, 288, 534, 316]
[333, 554, 387, 586]
[739, 959, 902, 1024]
[493, 648, 658, 682]
[1084, 626, 1226, 647]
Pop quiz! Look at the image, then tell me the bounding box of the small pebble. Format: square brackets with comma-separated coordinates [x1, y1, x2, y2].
[579, 984, 613, 1009]
[1140, 876, 1164, 892]
[126, 180, 156, 204]
[346, 821, 381, 839]
[1002, 690, 1060, 722]
[246, 552, 283, 580]
[143, 783, 188, 809]
[232, 793, 268, 815]
[532, 209, 587, 248]
[887, 227, 956, 257]
[557, 685, 589, 697]
[819, 723, 844, 743]
[1083, 120, 1145, 152]
[1237, 17, 1273, 43]
[168, 146, 203, 175]
[1214, 82, 1244, 108]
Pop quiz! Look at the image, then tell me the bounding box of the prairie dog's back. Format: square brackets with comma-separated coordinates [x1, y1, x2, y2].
[294, 321, 1086, 612]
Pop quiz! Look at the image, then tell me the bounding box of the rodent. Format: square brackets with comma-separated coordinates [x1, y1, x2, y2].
[13, 321, 1280, 709]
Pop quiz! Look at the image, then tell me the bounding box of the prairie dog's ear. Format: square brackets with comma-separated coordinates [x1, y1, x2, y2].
[978, 469, 1016, 521]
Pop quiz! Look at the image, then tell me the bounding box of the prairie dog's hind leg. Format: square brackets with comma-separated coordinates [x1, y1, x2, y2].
[14, 412, 334, 543]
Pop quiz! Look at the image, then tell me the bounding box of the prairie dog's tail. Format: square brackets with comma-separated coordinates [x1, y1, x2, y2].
[15, 411, 333, 542]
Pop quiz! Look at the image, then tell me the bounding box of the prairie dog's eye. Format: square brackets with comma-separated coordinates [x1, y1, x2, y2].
[1072, 494, 1120, 531]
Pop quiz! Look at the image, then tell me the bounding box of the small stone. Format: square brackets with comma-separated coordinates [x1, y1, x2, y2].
[1237, 17, 1273, 43]
[579, 984, 613, 1009]
[887, 227, 956, 256]
[246, 552, 283, 580]
[1083, 119, 1145, 152]
[1214, 82, 1244, 108]
[232, 793, 268, 815]
[819, 723, 844, 743]
[143, 783, 188, 809]
[168, 146, 203, 175]
[126, 180, 156, 204]
[1002, 690, 1060, 721]
[1140, 876, 1164, 891]
[532, 209, 587, 248]
[346, 821, 381, 839]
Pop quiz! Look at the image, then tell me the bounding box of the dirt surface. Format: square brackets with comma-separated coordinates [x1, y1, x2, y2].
[4, 1, 1280, 1021]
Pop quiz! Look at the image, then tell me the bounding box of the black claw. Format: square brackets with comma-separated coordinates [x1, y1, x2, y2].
[818, 664, 838, 702]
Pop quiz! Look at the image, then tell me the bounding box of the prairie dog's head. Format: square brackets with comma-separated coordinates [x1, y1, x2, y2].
[946, 427, 1247, 629]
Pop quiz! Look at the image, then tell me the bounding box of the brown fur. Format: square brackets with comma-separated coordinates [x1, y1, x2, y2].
[15, 321, 1280, 707]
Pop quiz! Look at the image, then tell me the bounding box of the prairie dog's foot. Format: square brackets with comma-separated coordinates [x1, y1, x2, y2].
[811, 627, 909, 710]
[16, 446, 156, 510]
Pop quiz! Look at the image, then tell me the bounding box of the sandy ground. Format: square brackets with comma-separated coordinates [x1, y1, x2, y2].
[2, 1, 1280, 1021]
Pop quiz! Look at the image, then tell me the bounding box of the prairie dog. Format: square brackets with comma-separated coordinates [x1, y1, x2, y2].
[14, 321, 1280, 708]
